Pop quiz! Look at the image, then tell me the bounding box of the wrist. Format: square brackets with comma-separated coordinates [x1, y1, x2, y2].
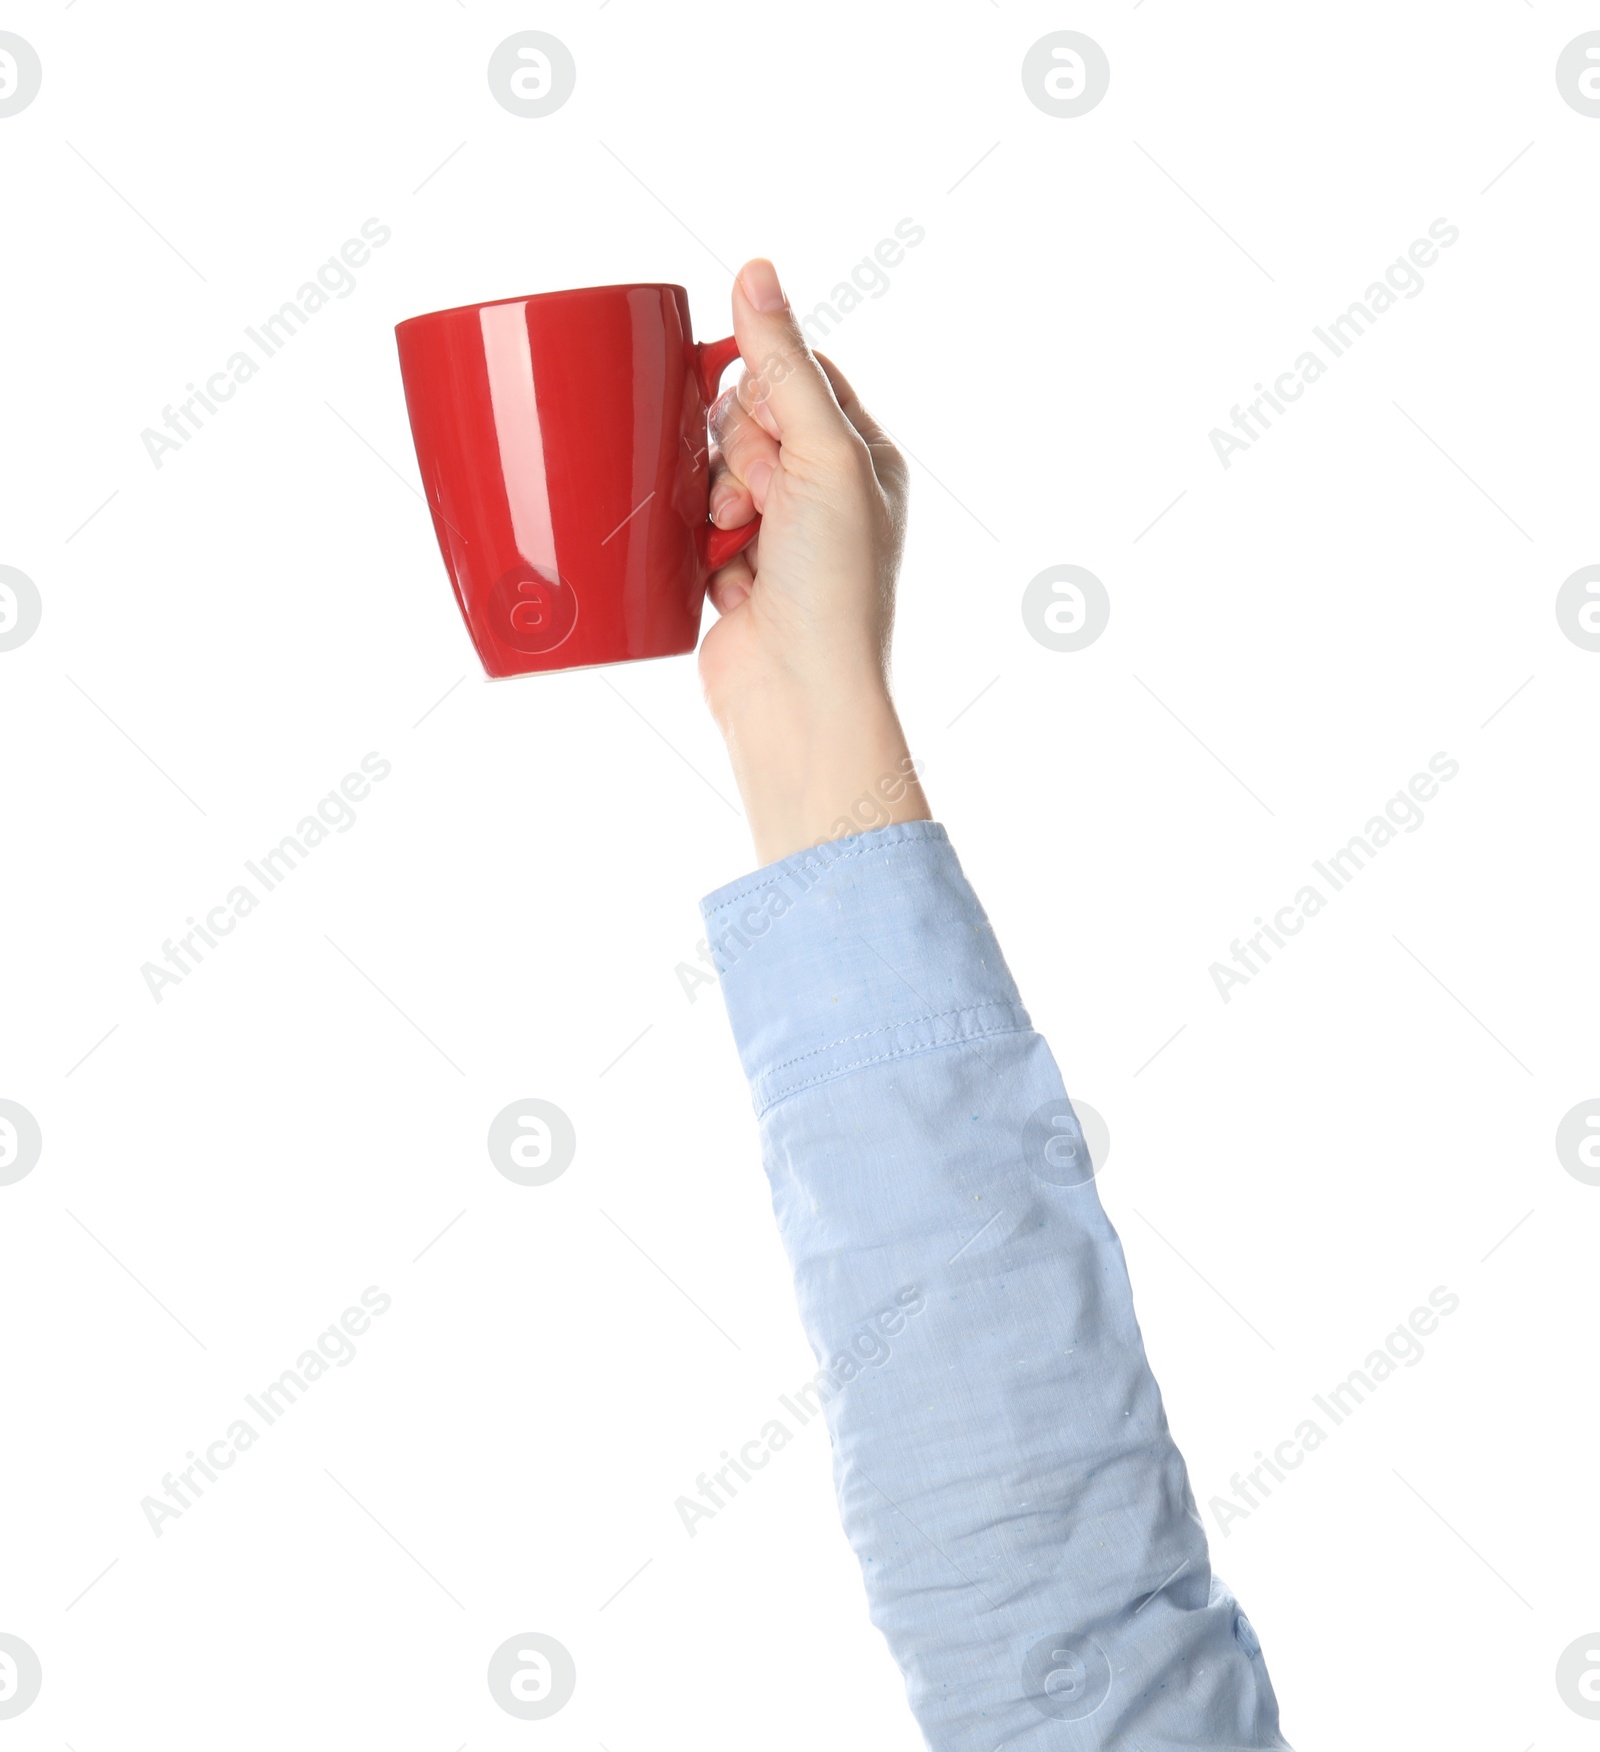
[719, 687, 930, 866]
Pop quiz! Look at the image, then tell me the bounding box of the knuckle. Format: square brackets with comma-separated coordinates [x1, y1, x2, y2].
[835, 427, 879, 479]
[721, 420, 772, 476]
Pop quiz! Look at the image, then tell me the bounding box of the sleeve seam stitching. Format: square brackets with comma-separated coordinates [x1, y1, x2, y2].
[760, 1000, 1023, 1079]
[756, 1021, 1035, 1116]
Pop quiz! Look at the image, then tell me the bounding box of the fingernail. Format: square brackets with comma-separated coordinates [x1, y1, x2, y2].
[710, 483, 738, 526]
[741, 258, 787, 313]
[745, 457, 775, 507]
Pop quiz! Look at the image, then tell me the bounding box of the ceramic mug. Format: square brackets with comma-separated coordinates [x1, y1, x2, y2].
[396, 283, 760, 677]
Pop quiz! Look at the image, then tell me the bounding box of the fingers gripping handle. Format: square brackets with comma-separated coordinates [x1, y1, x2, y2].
[695, 333, 761, 573]
[704, 510, 760, 572]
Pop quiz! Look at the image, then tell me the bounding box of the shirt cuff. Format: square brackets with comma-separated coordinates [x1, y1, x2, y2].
[699, 821, 1032, 1116]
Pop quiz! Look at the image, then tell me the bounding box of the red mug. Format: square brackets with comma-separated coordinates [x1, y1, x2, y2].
[395, 283, 760, 677]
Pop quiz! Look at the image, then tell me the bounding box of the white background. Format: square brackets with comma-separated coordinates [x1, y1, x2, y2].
[2, 3, 1596, 1747]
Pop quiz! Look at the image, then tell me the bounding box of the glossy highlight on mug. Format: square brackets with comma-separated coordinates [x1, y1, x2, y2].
[395, 282, 759, 678]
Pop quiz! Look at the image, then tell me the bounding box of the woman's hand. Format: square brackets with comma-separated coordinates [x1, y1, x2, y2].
[698, 258, 931, 866]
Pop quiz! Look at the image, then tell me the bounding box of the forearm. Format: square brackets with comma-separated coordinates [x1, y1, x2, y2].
[703, 824, 1291, 1750]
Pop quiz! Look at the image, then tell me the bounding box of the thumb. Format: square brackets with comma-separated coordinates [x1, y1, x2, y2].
[731, 259, 852, 454]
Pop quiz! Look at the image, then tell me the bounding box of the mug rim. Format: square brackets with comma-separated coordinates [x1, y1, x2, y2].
[396, 282, 688, 332]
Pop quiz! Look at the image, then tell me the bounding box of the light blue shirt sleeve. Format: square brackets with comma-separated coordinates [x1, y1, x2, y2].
[701, 821, 1292, 1751]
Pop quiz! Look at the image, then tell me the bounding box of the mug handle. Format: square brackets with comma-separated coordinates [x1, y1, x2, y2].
[693, 333, 763, 572]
